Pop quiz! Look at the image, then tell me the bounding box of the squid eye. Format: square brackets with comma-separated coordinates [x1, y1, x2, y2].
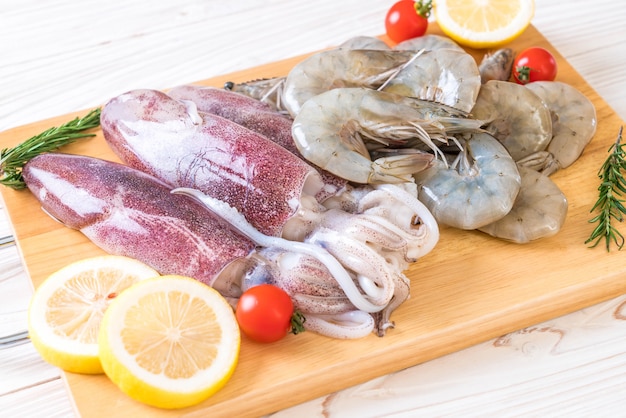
[243, 262, 277, 288]
[224, 81, 235, 90]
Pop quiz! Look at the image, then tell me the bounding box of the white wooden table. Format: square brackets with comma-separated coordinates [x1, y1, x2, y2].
[1, 1, 626, 416]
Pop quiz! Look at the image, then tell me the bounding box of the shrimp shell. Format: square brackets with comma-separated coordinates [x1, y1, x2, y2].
[223, 36, 391, 110]
[522, 81, 597, 175]
[478, 48, 515, 83]
[292, 87, 485, 184]
[478, 166, 568, 243]
[282, 49, 417, 117]
[393, 34, 464, 52]
[224, 77, 285, 111]
[414, 133, 522, 230]
[282, 48, 481, 117]
[338, 35, 391, 50]
[470, 80, 553, 161]
[382, 48, 481, 113]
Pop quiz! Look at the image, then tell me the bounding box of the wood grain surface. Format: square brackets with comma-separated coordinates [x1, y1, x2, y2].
[1, 23, 624, 417]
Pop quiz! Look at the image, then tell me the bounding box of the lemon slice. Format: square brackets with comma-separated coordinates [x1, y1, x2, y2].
[434, 0, 535, 49]
[28, 255, 160, 374]
[98, 275, 240, 409]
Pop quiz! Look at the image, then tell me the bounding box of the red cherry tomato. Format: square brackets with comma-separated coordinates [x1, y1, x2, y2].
[512, 47, 558, 84]
[235, 284, 295, 343]
[385, 0, 431, 44]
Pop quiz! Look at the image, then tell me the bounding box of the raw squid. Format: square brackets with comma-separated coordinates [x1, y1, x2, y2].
[100, 89, 440, 335]
[22, 153, 392, 338]
[101, 88, 439, 268]
[24, 154, 255, 286]
[167, 84, 436, 250]
[101, 88, 321, 240]
[167, 84, 348, 204]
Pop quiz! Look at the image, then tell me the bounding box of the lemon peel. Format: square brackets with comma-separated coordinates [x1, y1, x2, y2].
[434, 0, 535, 49]
[28, 255, 159, 374]
[98, 275, 240, 409]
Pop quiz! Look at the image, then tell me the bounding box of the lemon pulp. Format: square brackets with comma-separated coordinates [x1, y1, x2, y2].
[28, 255, 159, 374]
[98, 275, 240, 409]
[434, 0, 535, 49]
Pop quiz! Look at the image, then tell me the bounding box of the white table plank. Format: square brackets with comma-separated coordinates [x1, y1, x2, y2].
[0, 244, 31, 337]
[1, 0, 626, 416]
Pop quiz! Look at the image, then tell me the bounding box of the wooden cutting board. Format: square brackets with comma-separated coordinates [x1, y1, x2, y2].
[1, 23, 625, 417]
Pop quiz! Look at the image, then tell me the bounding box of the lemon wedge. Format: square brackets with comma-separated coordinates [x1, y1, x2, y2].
[98, 275, 240, 409]
[434, 0, 535, 49]
[28, 255, 160, 374]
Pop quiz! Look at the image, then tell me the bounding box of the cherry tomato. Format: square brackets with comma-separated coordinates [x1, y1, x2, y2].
[512, 47, 558, 85]
[235, 284, 296, 343]
[385, 0, 432, 44]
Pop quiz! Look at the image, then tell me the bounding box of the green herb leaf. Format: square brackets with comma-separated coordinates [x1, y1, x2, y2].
[586, 126, 626, 251]
[0, 108, 101, 189]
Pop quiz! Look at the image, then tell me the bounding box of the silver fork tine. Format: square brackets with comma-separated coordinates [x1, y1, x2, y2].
[0, 330, 30, 349]
[0, 235, 15, 248]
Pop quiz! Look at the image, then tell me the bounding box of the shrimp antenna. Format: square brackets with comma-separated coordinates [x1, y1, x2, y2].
[260, 77, 285, 108]
[407, 121, 448, 166]
[377, 49, 426, 92]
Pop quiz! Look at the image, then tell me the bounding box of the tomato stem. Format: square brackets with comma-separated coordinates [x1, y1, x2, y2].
[414, 0, 432, 19]
[290, 311, 306, 335]
[516, 66, 531, 83]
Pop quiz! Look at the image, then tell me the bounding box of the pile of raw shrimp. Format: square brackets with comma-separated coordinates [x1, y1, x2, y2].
[229, 33, 597, 244]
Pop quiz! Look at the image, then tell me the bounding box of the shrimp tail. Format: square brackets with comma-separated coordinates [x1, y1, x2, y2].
[369, 152, 435, 183]
[436, 117, 486, 134]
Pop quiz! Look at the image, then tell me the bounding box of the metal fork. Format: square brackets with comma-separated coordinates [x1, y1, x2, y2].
[0, 330, 30, 349]
[0, 234, 30, 348]
[0, 234, 15, 248]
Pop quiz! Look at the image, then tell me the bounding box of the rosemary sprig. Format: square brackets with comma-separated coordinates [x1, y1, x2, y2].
[586, 126, 626, 251]
[0, 108, 101, 189]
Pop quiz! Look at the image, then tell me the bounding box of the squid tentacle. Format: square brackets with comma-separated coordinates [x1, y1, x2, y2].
[173, 187, 388, 313]
[303, 311, 375, 339]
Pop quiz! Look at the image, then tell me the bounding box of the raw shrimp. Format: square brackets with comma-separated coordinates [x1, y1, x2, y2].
[291, 87, 485, 184]
[282, 48, 481, 116]
[282, 49, 419, 117]
[519, 81, 597, 175]
[393, 34, 464, 52]
[414, 133, 522, 230]
[338, 35, 391, 50]
[478, 48, 515, 83]
[382, 48, 481, 113]
[470, 80, 553, 161]
[224, 77, 286, 112]
[223, 36, 390, 110]
[478, 166, 568, 243]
